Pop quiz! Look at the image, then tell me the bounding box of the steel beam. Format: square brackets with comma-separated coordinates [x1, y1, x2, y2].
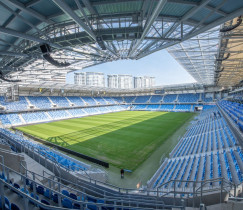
[0, 26, 60, 49]
[75, 0, 94, 31]
[137, 7, 243, 59]
[0, 51, 29, 58]
[138, 0, 212, 56]
[25, 0, 41, 7]
[52, 0, 96, 40]
[82, 0, 97, 15]
[0, 2, 49, 39]
[2, 9, 21, 28]
[187, 0, 227, 36]
[128, 0, 167, 56]
[7, 0, 53, 24]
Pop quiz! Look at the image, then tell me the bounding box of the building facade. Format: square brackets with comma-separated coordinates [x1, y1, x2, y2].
[107, 75, 119, 88]
[74, 72, 105, 87]
[74, 73, 155, 89]
[134, 76, 155, 88]
[107, 75, 133, 89]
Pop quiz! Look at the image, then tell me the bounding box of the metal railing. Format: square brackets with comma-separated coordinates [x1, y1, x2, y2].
[0, 124, 241, 208]
[156, 177, 238, 207]
[0, 129, 240, 206]
[0, 162, 175, 210]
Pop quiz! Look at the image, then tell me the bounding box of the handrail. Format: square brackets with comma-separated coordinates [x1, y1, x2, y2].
[0, 128, 162, 195]
[0, 163, 170, 209]
[0, 131, 123, 193]
[38, 147, 92, 180]
[37, 147, 61, 177]
[157, 177, 235, 195]
[195, 178, 234, 193]
[43, 170, 57, 181]
[2, 129, 92, 175]
[0, 178, 168, 210]
[0, 154, 4, 176]
[0, 146, 24, 156]
[0, 127, 231, 199]
[20, 161, 45, 185]
[0, 161, 164, 206]
[0, 124, 240, 202]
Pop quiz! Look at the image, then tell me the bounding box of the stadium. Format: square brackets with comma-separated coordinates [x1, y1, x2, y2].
[0, 0, 242, 209]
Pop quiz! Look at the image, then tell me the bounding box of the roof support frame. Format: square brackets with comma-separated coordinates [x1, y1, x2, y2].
[0, 26, 60, 49]
[0, 1, 50, 40]
[0, 51, 29, 57]
[137, 6, 243, 59]
[137, 0, 212, 58]
[74, 0, 94, 31]
[52, 0, 96, 41]
[2, 9, 21, 28]
[81, 0, 97, 15]
[128, 0, 167, 56]
[187, 0, 228, 36]
[25, 0, 41, 7]
[7, 0, 53, 24]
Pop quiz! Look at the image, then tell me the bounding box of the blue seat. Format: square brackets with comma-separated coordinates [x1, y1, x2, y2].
[87, 196, 97, 203]
[37, 186, 45, 195]
[73, 203, 81, 209]
[40, 199, 50, 210]
[69, 193, 77, 200]
[10, 203, 20, 210]
[97, 199, 104, 204]
[62, 198, 72, 208]
[52, 193, 58, 203]
[30, 182, 33, 190]
[0, 173, 6, 181]
[12, 183, 20, 194]
[61, 189, 69, 197]
[30, 192, 39, 205]
[101, 207, 115, 210]
[20, 188, 29, 198]
[44, 189, 52, 199]
[87, 204, 98, 210]
[13, 183, 20, 189]
[0, 196, 10, 209]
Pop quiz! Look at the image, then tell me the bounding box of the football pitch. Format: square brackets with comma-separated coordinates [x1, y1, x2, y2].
[16, 111, 194, 170]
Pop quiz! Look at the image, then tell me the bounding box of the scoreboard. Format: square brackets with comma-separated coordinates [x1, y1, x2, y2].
[154, 90, 165, 94]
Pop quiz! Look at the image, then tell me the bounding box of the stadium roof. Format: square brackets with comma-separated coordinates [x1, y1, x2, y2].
[7, 81, 220, 96]
[167, 26, 220, 85]
[168, 17, 243, 87]
[215, 17, 243, 87]
[0, 0, 243, 86]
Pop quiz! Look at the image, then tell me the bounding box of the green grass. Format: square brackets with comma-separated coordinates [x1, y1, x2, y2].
[16, 111, 194, 170]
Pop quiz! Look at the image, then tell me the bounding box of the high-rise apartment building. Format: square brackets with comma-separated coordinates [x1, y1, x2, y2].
[107, 75, 133, 89]
[74, 72, 105, 87]
[134, 76, 155, 88]
[74, 73, 155, 89]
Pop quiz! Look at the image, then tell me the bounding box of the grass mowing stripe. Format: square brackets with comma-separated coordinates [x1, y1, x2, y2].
[17, 111, 194, 170]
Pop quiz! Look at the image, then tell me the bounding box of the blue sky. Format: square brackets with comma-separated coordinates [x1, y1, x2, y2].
[66, 50, 196, 86]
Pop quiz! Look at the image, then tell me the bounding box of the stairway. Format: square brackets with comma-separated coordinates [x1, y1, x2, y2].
[148, 95, 152, 103]
[24, 96, 32, 107]
[47, 96, 55, 105]
[65, 96, 72, 106]
[18, 114, 26, 124]
[191, 105, 194, 112]
[45, 111, 53, 120]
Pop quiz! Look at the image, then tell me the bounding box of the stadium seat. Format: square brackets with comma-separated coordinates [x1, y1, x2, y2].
[10, 203, 20, 210]
[40, 199, 50, 210]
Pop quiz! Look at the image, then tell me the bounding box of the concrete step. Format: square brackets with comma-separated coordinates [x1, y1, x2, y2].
[23, 153, 55, 183]
[18, 114, 26, 124]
